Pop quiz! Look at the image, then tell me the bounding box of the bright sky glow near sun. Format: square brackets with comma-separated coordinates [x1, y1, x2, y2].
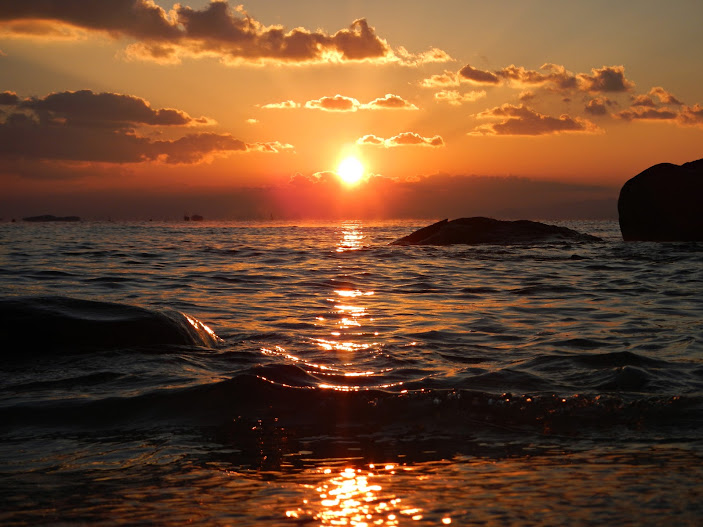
[1, 0, 702, 220]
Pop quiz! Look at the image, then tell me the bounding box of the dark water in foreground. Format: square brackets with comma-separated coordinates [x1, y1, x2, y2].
[0, 220, 701, 525]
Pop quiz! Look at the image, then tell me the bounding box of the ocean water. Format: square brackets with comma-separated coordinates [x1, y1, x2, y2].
[0, 219, 701, 526]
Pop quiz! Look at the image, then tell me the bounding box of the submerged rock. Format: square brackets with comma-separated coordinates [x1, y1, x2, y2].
[0, 296, 221, 354]
[618, 159, 703, 241]
[391, 217, 600, 245]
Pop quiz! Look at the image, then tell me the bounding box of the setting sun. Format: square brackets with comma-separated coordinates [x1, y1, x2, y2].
[337, 156, 365, 186]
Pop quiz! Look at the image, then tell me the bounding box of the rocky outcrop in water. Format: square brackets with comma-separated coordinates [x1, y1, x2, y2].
[391, 217, 600, 245]
[618, 159, 703, 241]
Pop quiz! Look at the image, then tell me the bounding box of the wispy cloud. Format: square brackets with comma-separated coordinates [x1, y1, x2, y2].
[0, 1, 449, 66]
[433, 90, 486, 106]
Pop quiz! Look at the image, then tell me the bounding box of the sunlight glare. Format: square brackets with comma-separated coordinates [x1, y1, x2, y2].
[337, 156, 364, 186]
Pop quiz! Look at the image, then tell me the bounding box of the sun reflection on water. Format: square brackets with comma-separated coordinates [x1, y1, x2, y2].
[336, 221, 366, 252]
[286, 465, 425, 525]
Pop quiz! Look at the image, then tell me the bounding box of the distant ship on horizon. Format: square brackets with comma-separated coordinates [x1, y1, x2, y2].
[184, 213, 204, 221]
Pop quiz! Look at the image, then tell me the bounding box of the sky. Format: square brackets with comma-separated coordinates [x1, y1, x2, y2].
[1, 0, 702, 220]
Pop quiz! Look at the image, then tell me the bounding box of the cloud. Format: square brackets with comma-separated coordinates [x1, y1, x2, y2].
[630, 94, 656, 107]
[357, 132, 444, 147]
[678, 104, 703, 127]
[263, 93, 417, 111]
[458, 64, 500, 85]
[420, 70, 460, 88]
[16, 90, 202, 128]
[0, 1, 448, 66]
[364, 93, 418, 110]
[0, 89, 292, 169]
[260, 100, 301, 110]
[433, 90, 486, 106]
[305, 94, 361, 112]
[584, 97, 616, 116]
[422, 63, 634, 96]
[0, 90, 19, 105]
[649, 86, 683, 105]
[577, 65, 634, 93]
[613, 107, 678, 121]
[473, 104, 600, 136]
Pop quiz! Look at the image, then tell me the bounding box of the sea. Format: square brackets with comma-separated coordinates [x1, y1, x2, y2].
[0, 219, 701, 526]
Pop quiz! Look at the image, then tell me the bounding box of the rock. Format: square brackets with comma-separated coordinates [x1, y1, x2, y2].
[391, 217, 600, 245]
[618, 159, 703, 241]
[0, 296, 221, 354]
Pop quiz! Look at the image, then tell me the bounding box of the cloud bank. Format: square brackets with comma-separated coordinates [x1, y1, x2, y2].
[0, 89, 292, 170]
[0, 1, 450, 66]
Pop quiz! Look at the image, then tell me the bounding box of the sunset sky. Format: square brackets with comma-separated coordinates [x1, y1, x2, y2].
[1, 0, 702, 219]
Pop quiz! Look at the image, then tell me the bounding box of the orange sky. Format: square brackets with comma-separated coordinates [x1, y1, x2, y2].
[1, 0, 702, 219]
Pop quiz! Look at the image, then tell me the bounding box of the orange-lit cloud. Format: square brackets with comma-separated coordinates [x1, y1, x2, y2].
[649, 86, 683, 105]
[305, 95, 361, 112]
[365, 93, 418, 110]
[357, 132, 444, 147]
[473, 104, 600, 136]
[434, 90, 486, 106]
[0, 89, 291, 169]
[260, 100, 301, 109]
[420, 70, 460, 88]
[263, 93, 417, 111]
[0, 1, 449, 66]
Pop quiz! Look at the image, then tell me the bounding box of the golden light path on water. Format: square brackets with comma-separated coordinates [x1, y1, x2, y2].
[284, 465, 454, 526]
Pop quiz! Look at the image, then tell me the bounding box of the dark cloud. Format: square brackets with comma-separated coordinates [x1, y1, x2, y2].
[0, 89, 291, 169]
[584, 97, 616, 116]
[458, 64, 500, 85]
[678, 104, 703, 126]
[0, 1, 448, 66]
[577, 65, 634, 93]
[614, 107, 677, 121]
[424, 63, 633, 97]
[474, 104, 599, 136]
[357, 132, 444, 147]
[0, 90, 19, 105]
[18, 90, 197, 127]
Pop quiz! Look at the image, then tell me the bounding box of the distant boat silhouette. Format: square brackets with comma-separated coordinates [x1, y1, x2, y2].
[184, 215, 190, 221]
[191, 214, 204, 221]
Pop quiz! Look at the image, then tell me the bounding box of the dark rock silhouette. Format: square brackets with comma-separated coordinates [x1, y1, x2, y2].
[23, 214, 81, 222]
[618, 159, 703, 241]
[0, 296, 221, 354]
[391, 217, 600, 245]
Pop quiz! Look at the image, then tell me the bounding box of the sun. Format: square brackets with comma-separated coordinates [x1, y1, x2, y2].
[337, 156, 364, 186]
